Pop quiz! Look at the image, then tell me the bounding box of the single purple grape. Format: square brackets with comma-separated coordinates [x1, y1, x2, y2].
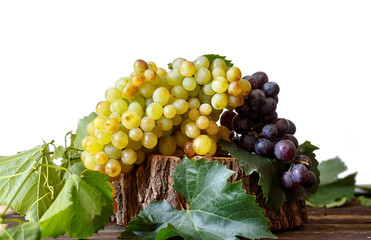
[287, 119, 296, 134]
[232, 115, 252, 134]
[291, 164, 309, 184]
[294, 155, 312, 169]
[247, 89, 265, 111]
[220, 110, 236, 130]
[262, 82, 280, 98]
[252, 71, 269, 89]
[239, 132, 257, 152]
[282, 134, 298, 148]
[262, 124, 278, 140]
[273, 118, 291, 137]
[302, 171, 317, 188]
[281, 172, 299, 191]
[260, 98, 277, 115]
[274, 140, 296, 161]
[254, 138, 275, 157]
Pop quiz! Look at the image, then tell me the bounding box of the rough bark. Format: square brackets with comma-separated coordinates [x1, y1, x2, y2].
[113, 154, 308, 231]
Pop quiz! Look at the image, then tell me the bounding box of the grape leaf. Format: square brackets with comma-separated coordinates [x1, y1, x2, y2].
[358, 196, 371, 207]
[120, 157, 275, 240]
[306, 157, 356, 207]
[72, 112, 97, 149]
[39, 170, 113, 239]
[0, 222, 41, 240]
[0, 146, 63, 222]
[220, 140, 320, 213]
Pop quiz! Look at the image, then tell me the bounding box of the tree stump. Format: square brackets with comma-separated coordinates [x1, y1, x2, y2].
[113, 154, 308, 231]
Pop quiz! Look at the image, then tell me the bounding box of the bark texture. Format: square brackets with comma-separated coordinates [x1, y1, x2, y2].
[113, 154, 307, 231]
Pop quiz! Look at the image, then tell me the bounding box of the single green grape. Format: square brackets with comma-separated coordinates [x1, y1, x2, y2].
[153, 87, 170, 106]
[157, 116, 173, 131]
[140, 116, 155, 132]
[193, 56, 210, 70]
[104, 143, 122, 159]
[111, 130, 129, 149]
[95, 151, 109, 165]
[194, 67, 211, 85]
[105, 159, 122, 177]
[96, 101, 112, 117]
[146, 102, 163, 120]
[193, 135, 212, 155]
[211, 93, 228, 110]
[122, 110, 141, 129]
[121, 148, 137, 165]
[141, 131, 158, 149]
[159, 135, 177, 155]
[128, 102, 144, 117]
[182, 77, 197, 91]
[105, 87, 122, 102]
[95, 129, 112, 145]
[129, 128, 144, 141]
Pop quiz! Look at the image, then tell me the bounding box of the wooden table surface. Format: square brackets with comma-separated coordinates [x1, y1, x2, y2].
[2, 202, 371, 239]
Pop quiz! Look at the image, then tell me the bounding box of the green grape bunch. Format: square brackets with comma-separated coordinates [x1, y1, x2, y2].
[80, 56, 252, 178]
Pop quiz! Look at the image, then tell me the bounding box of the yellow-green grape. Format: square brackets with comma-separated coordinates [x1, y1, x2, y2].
[159, 135, 177, 155]
[207, 134, 219, 144]
[145, 97, 153, 107]
[120, 162, 134, 173]
[179, 60, 196, 77]
[132, 95, 145, 108]
[139, 81, 155, 98]
[110, 96, 129, 115]
[210, 108, 223, 122]
[188, 98, 200, 110]
[144, 69, 157, 82]
[105, 118, 120, 133]
[105, 87, 122, 102]
[86, 122, 96, 136]
[111, 130, 129, 149]
[180, 118, 191, 135]
[188, 84, 200, 98]
[121, 148, 137, 165]
[95, 129, 112, 145]
[228, 95, 244, 108]
[218, 126, 230, 140]
[152, 74, 161, 85]
[129, 128, 143, 141]
[157, 67, 167, 77]
[193, 56, 210, 70]
[211, 93, 228, 110]
[140, 116, 155, 132]
[228, 81, 243, 96]
[211, 76, 229, 93]
[96, 101, 112, 117]
[188, 109, 200, 121]
[183, 141, 196, 157]
[82, 136, 104, 155]
[93, 164, 106, 174]
[198, 88, 212, 104]
[135, 150, 145, 165]
[226, 66, 242, 82]
[172, 57, 186, 69]
[212, 67, 226, 78]
[131, 73, 145, 87]
[239, 79, 252, 96]
[119, 123, 130, 133]
[171, 85, 188, 100]
[115, 77, 130, 91]
[146, 102, 163, 120]
[205, 138, 217, 157]
[193, 135, 212, 155]
[194, 67, 211, 85]
[147, 61, 158, 72]
[128, 102, 143, 117]
[163, 105, 177, 119]
[95, 151, 109, 165]
[152, 87, 170, 106]
[82, 152, 96, 170]
[166, 68, 184, 86]
[210, 58, 227, 71]
[141, 131, 158, 149]
[195, 116, 210, 130]
[172, 114, 182, 126]
[109, 112, 121, 122]
[182, 77, 197, 91]
[172, 99, 188, 115]
[93, 115, 108, 130]
[122, 110, 141, 129]
[152, 126, 163, 138]
[185, 122, 201, 139]
[203, 83, 216, 96]
[206, 121, 219, 135]
[122, 82, 139, 100]
[126, 139, 142, 151]
[199, 103, 212, 116]
[157, 116, 173, 131]
[174, 131, 190, 148]
[104, 143, 122, 159]
[105, 159, 122, 178]
[134, 59, 149, 73]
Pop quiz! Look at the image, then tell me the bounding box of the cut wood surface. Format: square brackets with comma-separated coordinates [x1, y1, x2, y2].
[113, 154, 307, 231]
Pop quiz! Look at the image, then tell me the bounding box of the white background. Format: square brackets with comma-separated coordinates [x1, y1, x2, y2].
[0, 0, 370, 184]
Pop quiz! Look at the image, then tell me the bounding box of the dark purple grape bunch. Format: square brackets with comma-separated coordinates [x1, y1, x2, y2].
[281, 155, 317, 191]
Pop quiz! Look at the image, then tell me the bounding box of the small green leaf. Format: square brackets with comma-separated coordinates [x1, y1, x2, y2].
[0, 222, 41, 240]
[39, 170, 113, 239]
[0, 146, 63, 222]
[72, 112, 97, 149]
[358, 196, 371, 207]
[52, 146, 65, 160]
[306, 157, 356, 207]
[203, 54, 234, 67]
[121, 158, 275, 240]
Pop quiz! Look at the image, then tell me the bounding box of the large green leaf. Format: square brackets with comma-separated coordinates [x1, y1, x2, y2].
[220, 140, 320, 213]
[0, 147, 63, 222]
[39, 170, 113, 239]
[120, 158, 275, 240]
[72, 112, 97, 149]
[0, 222, 41, 240]
[306, 157, 356, 207]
